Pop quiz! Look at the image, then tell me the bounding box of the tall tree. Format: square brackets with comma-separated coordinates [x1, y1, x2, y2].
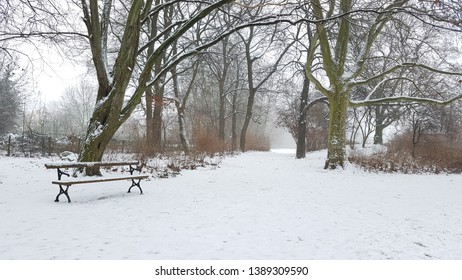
[238, 19, 294, 152]
[171, 50, 200, 155]
[307, 0, 462, 169]
[204, 37, 236, 142]
[78, 0, 234, 174]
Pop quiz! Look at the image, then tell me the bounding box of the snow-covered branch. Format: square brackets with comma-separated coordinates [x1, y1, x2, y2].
[352, 62, 462, 87]
[362, 77, 421, 101]
[300, 96, 329, 115]
[350, 94, 462, 108]
[138, 20, 189, 55]
[120, 0, 234, 121]
[0, 31, 88, 42]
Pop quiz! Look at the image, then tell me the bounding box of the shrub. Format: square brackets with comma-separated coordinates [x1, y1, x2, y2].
[349, 132, 462, 174]
[306, 127, 328, 152]
[192, 128, 227, 156]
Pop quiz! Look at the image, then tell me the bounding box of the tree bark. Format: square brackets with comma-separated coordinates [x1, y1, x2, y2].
[218, 38, 230, 142]
[177, 108, 190, 155]
[240, 88, 256, 152]
[296, 76, 310, 159]
[324, 91, 349, 169]
[78, 111, 124, 175]
[145, 87, 155, 153]
[373, 107, 385, 145]
[152, 85, 164, 152]
[231, 90, 238, 151]
[144, 0, 160, 155]
[218, 77, 226, 142]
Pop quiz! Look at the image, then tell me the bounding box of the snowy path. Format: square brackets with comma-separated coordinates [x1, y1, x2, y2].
[1, 150, 462, 259]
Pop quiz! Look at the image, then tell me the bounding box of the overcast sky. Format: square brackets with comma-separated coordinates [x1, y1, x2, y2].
[18, 42, 87, 102]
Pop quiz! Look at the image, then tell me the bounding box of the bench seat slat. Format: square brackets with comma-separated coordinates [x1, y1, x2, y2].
[45, 161, 140, 169]
[52, 175, 149, 186]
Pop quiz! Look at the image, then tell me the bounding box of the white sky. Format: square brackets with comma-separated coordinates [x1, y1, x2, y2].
[34, 60, 87, 102]
[19, 43, 88, 102]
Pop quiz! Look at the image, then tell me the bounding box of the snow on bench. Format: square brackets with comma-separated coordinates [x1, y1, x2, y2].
[45, 161, 140, 169]
[45, 161, 149, 203]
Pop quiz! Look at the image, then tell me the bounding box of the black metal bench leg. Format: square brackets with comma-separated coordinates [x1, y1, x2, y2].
[128, 179, 143, 194]
[57, 168, 70, 180]
[55, 185, 71, 203]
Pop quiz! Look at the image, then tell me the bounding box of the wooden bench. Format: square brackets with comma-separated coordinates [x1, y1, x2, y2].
[45, 161, 149, 203]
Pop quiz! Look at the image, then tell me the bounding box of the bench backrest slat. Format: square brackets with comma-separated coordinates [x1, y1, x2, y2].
[45, 161, 140, 169]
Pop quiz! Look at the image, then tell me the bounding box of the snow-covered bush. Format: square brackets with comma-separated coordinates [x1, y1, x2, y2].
[59, 151, 78, 161]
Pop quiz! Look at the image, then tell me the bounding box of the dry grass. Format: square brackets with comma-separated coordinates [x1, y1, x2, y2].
[192, 128, 270, 154]
[244, 132, 271, 152]
[349, 132, 462, 174]
[193, 128, 227, 156]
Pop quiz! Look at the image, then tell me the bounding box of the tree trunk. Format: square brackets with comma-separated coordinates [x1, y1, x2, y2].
[218, 80, 226, 142]
[144, 5, 159, 155]
[218, 37, 231, 143]
[145, 87, 155, 154]
[152, 85, 164, 152]
[373, 124, 384, 145]
[231, 65, 240, 151]
[150, 3, 173, 153]
[373, 106, 384, 145]
[177, 108, 190, 155]
[240, 89, 256, 152]
[324, 91, 349, 169]
[78, 0, 144, 175]
[231, 90, 238, 151]
[296, 76, 310, 159]
[78, 113, 122, 176]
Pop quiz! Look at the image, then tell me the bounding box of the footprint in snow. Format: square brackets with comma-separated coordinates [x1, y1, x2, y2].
[414, 241, 427, 247]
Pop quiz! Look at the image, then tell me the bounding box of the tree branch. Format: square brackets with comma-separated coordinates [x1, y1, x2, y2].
[120, 0, 234, 121]
[352, 62, 462, 87]
[301, 96, 329, 115]
[350, 94, 462, 108]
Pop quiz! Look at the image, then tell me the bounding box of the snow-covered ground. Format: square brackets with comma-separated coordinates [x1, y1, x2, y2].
[1, 150, 462, 260]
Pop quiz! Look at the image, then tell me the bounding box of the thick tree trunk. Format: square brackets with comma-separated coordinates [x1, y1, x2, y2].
[78, 112, 122, 176]
[324, 91, 349, 169]
[79, 0, 143, 175]
[296, 76, 310, 159]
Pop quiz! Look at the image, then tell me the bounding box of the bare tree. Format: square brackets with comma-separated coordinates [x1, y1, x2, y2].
[59, 80, 96, 135]
[306, 0, 462, 169]
[171, 54, 199, 155]
[77, 0, 235, 174]
[237, 17, 295, 152]
[204, 36, 237, 143]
